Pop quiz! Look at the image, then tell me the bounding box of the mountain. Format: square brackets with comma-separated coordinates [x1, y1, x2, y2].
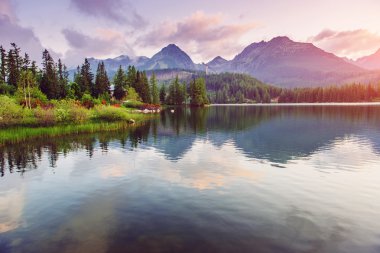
[223, 36, 366, 87]
[207, 56, 228, 73]
[355, 49, 380, 70]
[142, 44, 196, 70]
[73, 38, 380, 88]
[86, 55, 149, 76]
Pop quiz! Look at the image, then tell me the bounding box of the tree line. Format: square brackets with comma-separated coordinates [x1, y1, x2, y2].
[278, 83, 380, 103]
[198, 73, 281, 103]
[0, 43, 209, 107]
[1, 43, 379, 106]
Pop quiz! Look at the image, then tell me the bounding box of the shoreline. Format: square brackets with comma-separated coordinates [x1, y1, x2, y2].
[210, 102, 380, 106]
[0, 121, 148, 146]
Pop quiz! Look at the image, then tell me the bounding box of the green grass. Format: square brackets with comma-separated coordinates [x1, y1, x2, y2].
[0, 96, 160, 145]
[0, 121, 149, 146]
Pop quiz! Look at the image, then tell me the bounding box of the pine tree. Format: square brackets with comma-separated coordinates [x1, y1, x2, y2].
[30, 61, 37, 76]
[40, 49, 59, 99]
[7, 49, 17, 88]
[140, 71, 151, 103]
[72, 66, 83, 98]
[113, 66, 126, 100]
[23, 53, 30, 71]
[190, 77, 208, 106]
[126, 65, 137, 88]
[0, 46, 6, 83]
[159, 85, 166, 104]
[79, 58, 93, 94]
[57, 59, 69, 99]
[150, 72, 159, 104]
[166, 76, 185, 105]
[94, 62, 110, 97]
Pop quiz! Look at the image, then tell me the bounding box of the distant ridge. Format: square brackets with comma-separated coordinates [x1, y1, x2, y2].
[355, 49, 380, 70]
[79, 37, 380, 88]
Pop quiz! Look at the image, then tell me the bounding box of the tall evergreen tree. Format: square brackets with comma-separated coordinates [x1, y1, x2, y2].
[134, 71, 151, 103]
[159, 85, 166, 104]
[126, 65, 137, 88]
[30, 61, 38, 76]
[40, 49, 59, 99]
[22, 53, 30, 71]
[7, 49, 18, 88]
[113, 66, 126, 100]
[166, 76, 185, 105]
[94, 62, 110, 97]
[136, 71, 150, 103]
[0, 46, 6, 83]
[150, 72, 159, 104]
[57, 59, 69, 99]
[79, 58, 93, 94]
[189, 77, 209, 106]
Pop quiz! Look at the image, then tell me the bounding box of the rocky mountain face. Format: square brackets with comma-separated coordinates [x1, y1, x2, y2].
[80, 37, 380, 88]
[141, 44, 196, 70]
[355, 49, 380, 70]
[207, 56, 228, 73]
[215, 37, 366, 87]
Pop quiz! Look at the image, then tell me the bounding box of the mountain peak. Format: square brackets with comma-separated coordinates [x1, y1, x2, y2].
[143, 44, 195, 70]
[355, 47, 380, 70]
[162, 44, 183, 52]
[269, 36, 293, 44]
[208, 56, 227, 65]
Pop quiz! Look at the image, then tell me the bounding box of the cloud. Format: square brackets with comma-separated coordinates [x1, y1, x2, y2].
[308, 29, 380, 59]
[62, 28, 134, 67]
[0, 14, 53, 63]
[0, 0, 16, 22]
[0, 0, 61, 64]
[138, 11, 257, 62]
[70, 0, 147, 27]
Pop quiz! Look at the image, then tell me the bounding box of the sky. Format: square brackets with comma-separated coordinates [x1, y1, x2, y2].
[1, 0, 380, 67]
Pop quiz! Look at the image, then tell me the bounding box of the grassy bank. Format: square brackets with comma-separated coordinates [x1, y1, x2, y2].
[0, 95, 154, 127]
[0, 121, 150, 145]
[0, 95, 157, 145]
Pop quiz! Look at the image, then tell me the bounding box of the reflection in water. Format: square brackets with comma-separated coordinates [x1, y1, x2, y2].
[1, 105, 380, 253]
[2, 105, 380, 175]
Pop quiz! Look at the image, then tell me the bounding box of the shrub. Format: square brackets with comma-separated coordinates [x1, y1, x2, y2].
[81, 93, 95, 108]
[34, 108, 56, 126]
[52, 100, 90, 123]
[93, 105, 128, 121]
[69, 106, 89, 123]
[0, 95, 24, 123]
[15, 87, 48, 108]
[123, 100, 144, 109]
[55, 108, 70, 122]
[0, 83, 15, 95]
[125, 87, 141, 101]
[140, 104, 161, 111]
[99, 92, 111, 104]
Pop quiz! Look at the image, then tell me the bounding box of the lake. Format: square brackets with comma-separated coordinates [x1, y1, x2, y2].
[1, 105, 380, 253]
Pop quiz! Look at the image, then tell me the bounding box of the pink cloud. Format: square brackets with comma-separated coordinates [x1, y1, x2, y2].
[308, 29, 380, 59]
[0, 0, 15, 21]
[70, 0, 147, 27]
[0, 2, 60, 63]
[138, 11, 257, 62]
[62, 28, 134, 67]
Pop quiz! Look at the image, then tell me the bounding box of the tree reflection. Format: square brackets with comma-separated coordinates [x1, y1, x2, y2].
[1, 105, 380, 177]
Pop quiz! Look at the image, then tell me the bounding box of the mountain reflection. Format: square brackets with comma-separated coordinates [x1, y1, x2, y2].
[1, 105, 380, 177]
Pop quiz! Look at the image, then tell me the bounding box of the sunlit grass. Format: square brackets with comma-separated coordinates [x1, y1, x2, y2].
[0, 121, 150, 145]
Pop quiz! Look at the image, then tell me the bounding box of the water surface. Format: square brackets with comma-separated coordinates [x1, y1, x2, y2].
[1, 105, 380, 253]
